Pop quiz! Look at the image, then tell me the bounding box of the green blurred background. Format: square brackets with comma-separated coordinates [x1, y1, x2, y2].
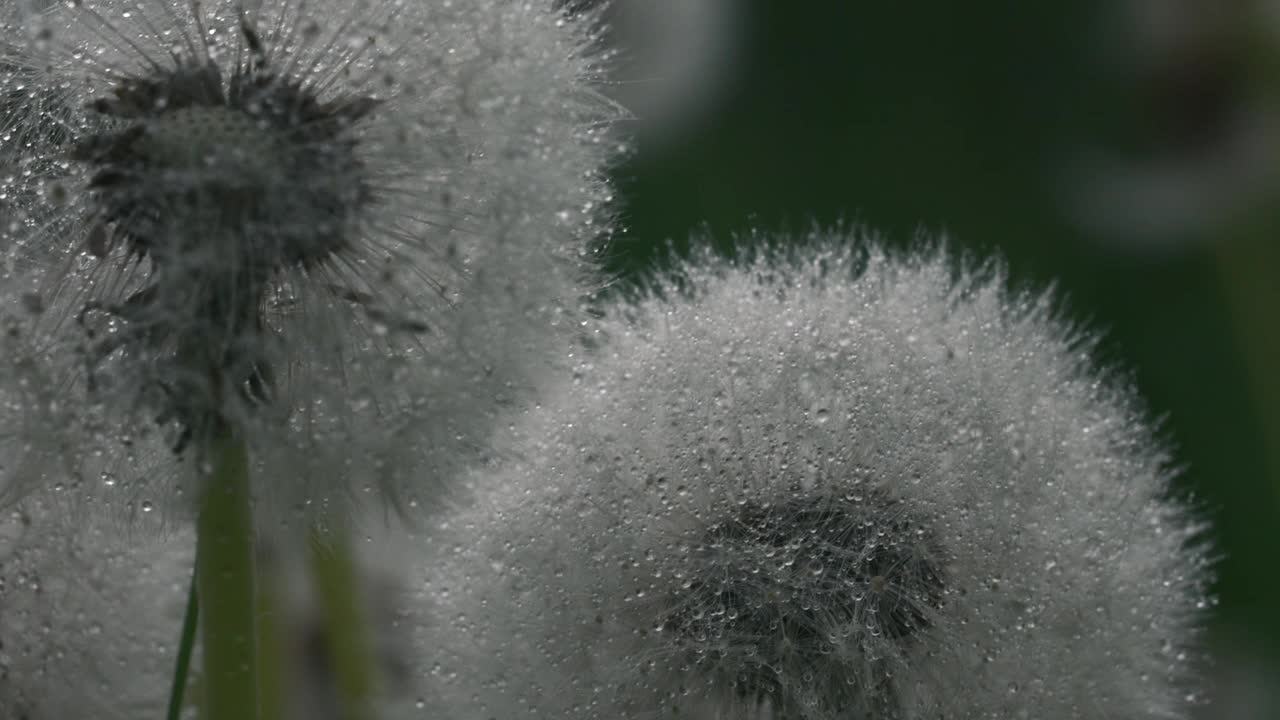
[594, 0, 1280, 709]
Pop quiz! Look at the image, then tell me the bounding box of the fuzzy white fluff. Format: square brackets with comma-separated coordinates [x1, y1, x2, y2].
[0, 494, 193, 719]
[403, 236, 1211, 719]
[0, 0, 619, 523]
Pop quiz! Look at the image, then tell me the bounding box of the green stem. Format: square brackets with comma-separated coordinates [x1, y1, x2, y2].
[196, 429, 259, 720]
[309, 526, 380, 720]
[256, 553, 287, 720]
[165, 564, 199, 720]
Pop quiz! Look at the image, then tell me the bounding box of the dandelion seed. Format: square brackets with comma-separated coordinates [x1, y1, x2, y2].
[0, 0, 618, 519]
[405, 234, 1212, 719]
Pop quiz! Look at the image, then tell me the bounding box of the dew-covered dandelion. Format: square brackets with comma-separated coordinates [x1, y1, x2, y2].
[406, 235, 1212, 719]
[0, 1, 616, 716]
[0, 0, 617, 519]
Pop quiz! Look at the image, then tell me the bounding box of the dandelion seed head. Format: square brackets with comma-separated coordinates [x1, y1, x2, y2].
[658, 491, 945, 708]
[405, 234, 1212, 719]
[56, 5, 386, 446]
[75, 55, 377, 270]
[0, 0, 619, 519]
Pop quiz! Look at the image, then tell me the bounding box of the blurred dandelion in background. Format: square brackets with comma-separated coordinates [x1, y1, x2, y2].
[0, 490, 417, 719]
[0, 495, 192, 718]
[1065, 0, 1280, 247]
[407, 234, 1212, 719]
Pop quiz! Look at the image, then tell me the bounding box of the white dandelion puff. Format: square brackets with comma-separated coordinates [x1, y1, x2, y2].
[0, 0, 619, 520]
[0, 494, 193, 719]
[404, 234, 1212, 719]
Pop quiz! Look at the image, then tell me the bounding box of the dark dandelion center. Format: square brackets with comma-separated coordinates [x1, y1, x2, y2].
[75, 27, 378, 270]
[661, 491, 945, 709]
[82, 99, 361, 262]
[70, 16, 380, 446]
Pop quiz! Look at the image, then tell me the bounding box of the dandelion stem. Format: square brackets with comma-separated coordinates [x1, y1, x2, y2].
[256, 558, 287, 720]
[196, 428, 260, 720]
[310, 526, 380, 720]
[165, 563, 199, 720]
